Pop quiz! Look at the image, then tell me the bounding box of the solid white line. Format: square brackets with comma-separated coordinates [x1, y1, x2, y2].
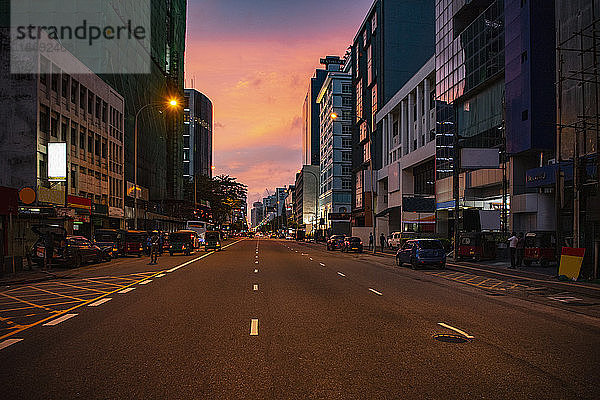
[88, 298, 112, 307]
[139, 280, 152, 285]
[165, 239, 245, 273]
[155, 273, 166, 278]
[369, 288, 383, 296]
[337, 272, 346, 277]
[438, 322, 474, 339]
[250, 319, 259, 336]
[253, 284, 259, 291]
[43, 313, 78, 326]
[118, 288, 136, 294]
[319, 263, 326, 267]
[0, 338, 23, 350]
[254, 269, 258, 273]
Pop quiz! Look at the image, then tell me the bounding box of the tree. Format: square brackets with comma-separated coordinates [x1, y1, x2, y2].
[192, 174, 247, 228]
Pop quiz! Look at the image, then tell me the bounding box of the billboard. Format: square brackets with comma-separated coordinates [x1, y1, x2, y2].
[47, 142, 67, 182]
[460, 148, 500, 169]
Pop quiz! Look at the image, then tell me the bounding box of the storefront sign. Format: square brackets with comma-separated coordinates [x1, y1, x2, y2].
[328, 212, 351, 221]
[67, 195, 91, 211]
[109, 207, 125, 218]
[38, 186, 65, 205]
[48, 142, 67, 182]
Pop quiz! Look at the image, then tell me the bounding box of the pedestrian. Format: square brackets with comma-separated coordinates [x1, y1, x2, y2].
[150, 231, 160, 264]
[44, 232, 54, 271]
[516, 232, 525, 268]
[369, 232, 374, 251]
[158, 233, 164, 255]
[380, 233, 385, 253]
[146, 235, 152, 257]
[508, 232, 518, 268]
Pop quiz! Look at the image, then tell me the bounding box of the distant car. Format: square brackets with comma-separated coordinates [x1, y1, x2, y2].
[204, 231, 222, 251]
[285, 235, 294, 240]
[341, 237, 363, 253]
[326, 235, 346, 251]
[93, 229, 119, 260]
[395, 239, 446, 269]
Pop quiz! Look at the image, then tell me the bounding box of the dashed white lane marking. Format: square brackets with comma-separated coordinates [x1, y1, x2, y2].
[309, 257, 313, 261]
[319, 263, 326, 267]
[337, 272, 346, 277]
[369, 288, 383, 296]
[301, 253, 308, 256]
[0, 338, 23, 350]
[547, 295, 583, 303]
[438, 322, 474, 339]
[118, 288, 136, 294]
[88, 298, 112, 307]
[254, 269, 259, 273]
[139, 280, 152, 285]
[165, 239, 246, 273]
[250, 319, 259, 336]
[155, 273, 166, 278]
[43, 313, 78, 326]
[253, 284, 259, 291]
[255, 261, 259, 264]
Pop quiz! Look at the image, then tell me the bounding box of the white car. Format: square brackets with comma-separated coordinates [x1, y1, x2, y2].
[387, 232, 403, 249]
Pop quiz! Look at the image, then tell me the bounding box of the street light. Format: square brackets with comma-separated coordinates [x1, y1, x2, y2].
[133, 98, 179, 229]
[330, 112, 338, 120]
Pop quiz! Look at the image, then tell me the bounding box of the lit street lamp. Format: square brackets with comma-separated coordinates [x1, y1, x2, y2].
[133, 98, 179, 229]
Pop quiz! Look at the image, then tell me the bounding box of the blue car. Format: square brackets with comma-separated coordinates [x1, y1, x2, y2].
[395, 239, 446, 269]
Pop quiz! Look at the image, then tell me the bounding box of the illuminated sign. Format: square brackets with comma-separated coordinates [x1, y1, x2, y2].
[47, 142, 67, 181]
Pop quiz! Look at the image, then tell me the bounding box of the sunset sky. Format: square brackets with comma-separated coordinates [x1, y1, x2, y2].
[184, 0, 372, 205]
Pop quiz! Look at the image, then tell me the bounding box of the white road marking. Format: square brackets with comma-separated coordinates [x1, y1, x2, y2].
[319, 263, 326, 267]
[165, 240, 245, 273]
[255, 261, 259, 264]
[118, 288, 136, 294]
[253, 284, 259, 291]
[155, 273, 166, 278]
[438, 322, 474, 339]
[369, 288, 383, 296]
[88, 298, 112, 307]
[0, 338, 23, 350]
[139, 280, 152, 285]
[337, 272, 346, 277]
[250, 319, 259, 336]
[254, 269, 259, 273]
[301, 253, 308, 256]
[43, 313, 78, 326]
[548, 296, 583, 303]
[309, 258, 313, 261]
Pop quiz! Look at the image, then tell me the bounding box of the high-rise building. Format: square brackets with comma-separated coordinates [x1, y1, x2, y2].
[99, 0, 187, 227]
[316, 58, 353, 236]
[251, 201, 264, 229]
[302, 67, 328, 166]
[183, 89, 213, 202]
[295, 165, 320, 236]
[351, 0, 435, 232]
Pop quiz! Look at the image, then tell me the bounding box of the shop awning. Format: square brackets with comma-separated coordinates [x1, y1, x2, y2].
[376, 206, 401, 218]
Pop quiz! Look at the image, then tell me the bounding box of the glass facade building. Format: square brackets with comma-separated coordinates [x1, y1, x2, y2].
[435, 0, 505, 180]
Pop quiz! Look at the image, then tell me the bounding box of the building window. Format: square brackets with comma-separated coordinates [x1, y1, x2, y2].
[71, 124, 77, 146]
[79, 130, 85, 150]
[342, 179, 352, 190]
[342, 165, 351, 175]
[88, 134, 93, 153]
[51, 69, 59, 92]
[71, 80, 78, 103]
[88, 92, 94, 114]
[61, 120, 68, 141]
[95, 136, 101, 157]
[80, 86, 86, 109]
[50, 116, 58, 137]
[39, 105, 49, 133]
[61, 74, 69, 98]
[521, 51, 528, 63]
[342, 151, 352, 162]
[39, 56, 49, 85]
[367, 45, 373, 86]
[342, 138, 352, 148]
[371, 12, 377, 33]
[342, 84, 352, 94]
[342, 96, 352, 107]
[522, 109, 529, 121]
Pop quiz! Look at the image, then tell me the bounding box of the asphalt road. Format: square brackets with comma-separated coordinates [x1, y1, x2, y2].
[1, 238, 599, 399]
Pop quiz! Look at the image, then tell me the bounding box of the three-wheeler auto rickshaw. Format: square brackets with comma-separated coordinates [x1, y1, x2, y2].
[169, 230, 199, 256]
[523, 231, 557, 267]
[457, 232, 497, 261]
[204, 231, 222, 251]
[118, 230, 146, 257]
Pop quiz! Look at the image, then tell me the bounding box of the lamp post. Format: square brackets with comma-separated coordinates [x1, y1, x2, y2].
[133, 99, 178, 229]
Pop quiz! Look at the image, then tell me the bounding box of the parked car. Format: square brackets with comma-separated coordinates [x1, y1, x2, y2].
[169, 230, 199, 255]
[387, 232, 403, 249]
[93, 229, 119, 260]
[523, 231, 557, 267]
[204, 231, 222, 251]
[31, 227, 103, 268]
[395, 239, 446, 269]
[326, 235, 346, 251]
[341, 237, 363, 253]
[118, 230, 146, 257]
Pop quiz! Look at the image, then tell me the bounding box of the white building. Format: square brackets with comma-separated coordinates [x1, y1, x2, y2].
[375, 57, 436, 238]
[295, 165, 320, 236]
[316, 68, 353, 236]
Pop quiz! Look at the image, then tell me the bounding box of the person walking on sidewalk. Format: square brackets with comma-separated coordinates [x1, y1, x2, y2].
[369, 233, 374, 251]
[380, 233, 386, 253]
[150, 231, 160, 264]
[508, 232, 518, 268]
[516, 232, 525, 268]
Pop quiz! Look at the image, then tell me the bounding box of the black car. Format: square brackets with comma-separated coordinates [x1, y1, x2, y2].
[327, 235, 346, 251]
[341, 237, 363, 253]
[93, 229, 120, 259]
[31, 226, 103, 268]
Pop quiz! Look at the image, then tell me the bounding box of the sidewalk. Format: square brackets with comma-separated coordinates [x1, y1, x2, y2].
[0, 267, 70, 287]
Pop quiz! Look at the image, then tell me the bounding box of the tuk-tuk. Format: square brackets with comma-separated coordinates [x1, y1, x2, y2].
[204, 231, 222, 251]
[457, 232, 497, 261]
[169, 230, 198, 255]
[118, 230, 146, 257]
[523, 231, 557, 267]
